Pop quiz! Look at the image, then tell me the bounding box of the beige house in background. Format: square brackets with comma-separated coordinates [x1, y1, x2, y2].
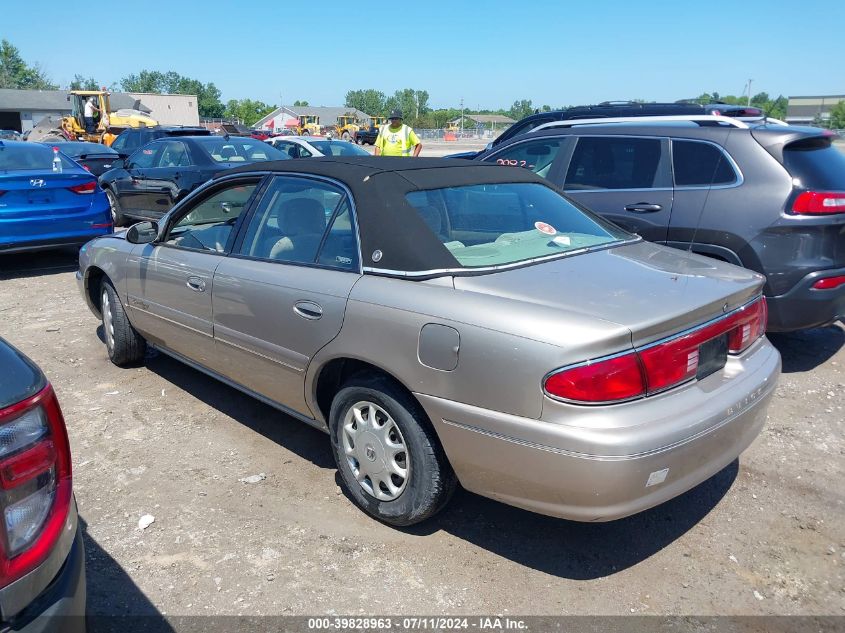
[127, 93, 199, 126]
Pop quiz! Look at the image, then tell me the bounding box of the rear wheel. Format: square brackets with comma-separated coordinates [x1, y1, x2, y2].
[39, 132, 65, 143]
[105, 189, 126, 227]
[342, 131, 351, 141]
[101, 280, 145, 367]
[329, 375, 456, 526]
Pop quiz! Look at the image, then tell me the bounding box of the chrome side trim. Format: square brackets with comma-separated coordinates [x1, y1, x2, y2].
[362, 237, 639, 278]
[440, 375, 775, 460]
[542, 295, 766, 405]
[126, 302, 213, 338]
[215, 335, 304, 373]
[151, 344, 327, 433]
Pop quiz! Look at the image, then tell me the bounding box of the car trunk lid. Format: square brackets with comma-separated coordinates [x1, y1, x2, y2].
[0, 171, 97, 219]
[452, 240, 765, 348]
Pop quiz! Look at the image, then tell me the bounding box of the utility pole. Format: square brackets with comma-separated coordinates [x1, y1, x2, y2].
[746, 79, 753, 106]
[460, 98, 464, 132]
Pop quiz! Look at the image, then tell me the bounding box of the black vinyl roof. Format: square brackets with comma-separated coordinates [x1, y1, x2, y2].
[222, 157, 548, 273]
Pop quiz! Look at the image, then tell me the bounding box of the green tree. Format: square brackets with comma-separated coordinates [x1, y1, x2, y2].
[224, 99, 276, 126]
[344, 89, 386, 116]
[508, 99, 534, 121]
[120, 70, 224, 118]
[293, 100, 309, 106]
[0, 39, 56, 90]
[70, 74, 99, 90]
[830, 100, 845, 129]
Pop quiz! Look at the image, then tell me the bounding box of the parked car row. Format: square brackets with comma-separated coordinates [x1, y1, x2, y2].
[1, 104, 841, 627]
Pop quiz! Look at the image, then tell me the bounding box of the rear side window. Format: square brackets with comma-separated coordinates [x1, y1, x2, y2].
[565, 137, 664, 190]
[672, 140, 737, 186]
[782, 137, 845, 190]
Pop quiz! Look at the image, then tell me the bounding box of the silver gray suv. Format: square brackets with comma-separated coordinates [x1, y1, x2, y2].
[478, 116, 845, 331]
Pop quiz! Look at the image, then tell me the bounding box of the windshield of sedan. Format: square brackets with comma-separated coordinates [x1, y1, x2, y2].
[308, 140, 369, 156]
[0, 143, 76, 171]
[196, 138, 287, 163]
[405, 183, 630, 269]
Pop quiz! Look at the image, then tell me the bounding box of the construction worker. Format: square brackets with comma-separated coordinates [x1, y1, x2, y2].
[83, 97, 100, 134]
[374, 109, 422, 157]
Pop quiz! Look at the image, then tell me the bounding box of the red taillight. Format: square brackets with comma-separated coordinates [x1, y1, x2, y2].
[544, 353, 646, 403]
[68, 180, 97, 195]
[544, 297, 768, 404]
[812, 275, 845, 290]
[792, 191, 845, 215]
[0, 384, 72, 589]
[82, 165, 91, 172]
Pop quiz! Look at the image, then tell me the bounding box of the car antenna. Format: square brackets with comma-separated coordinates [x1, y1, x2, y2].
[686, 126, 737, 257]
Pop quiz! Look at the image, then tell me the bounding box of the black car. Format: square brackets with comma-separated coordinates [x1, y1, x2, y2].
[109, 125, 212, 159]
[450, 101, 772, 160]
[41, 141, 120, 176]
[100, 135, 288, 225]
[0, 337, 85, 632]
[355, 125, 380, 145]
[476, 116, 845, 332]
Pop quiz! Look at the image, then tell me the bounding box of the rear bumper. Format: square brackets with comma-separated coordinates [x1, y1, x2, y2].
[417, 338, 780, 522]
[0, 527, 86, 633]
[0, 201, 112, 253]
[766, 266, 845, 331]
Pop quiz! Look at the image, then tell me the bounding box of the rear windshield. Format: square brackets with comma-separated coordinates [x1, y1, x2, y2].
[783, 137, 845, 190]
[196, 138, 287, 163]
[406, 183, 629, 269]
[0, 144, 76, 171]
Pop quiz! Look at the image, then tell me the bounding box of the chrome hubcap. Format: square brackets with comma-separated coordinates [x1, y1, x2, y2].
[342, 401, 409, 501]
[107, 192, 118, 222]
[101, 289, 114, 352]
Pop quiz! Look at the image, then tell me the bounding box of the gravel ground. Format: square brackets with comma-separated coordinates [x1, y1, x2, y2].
[0, 250, 842, 624]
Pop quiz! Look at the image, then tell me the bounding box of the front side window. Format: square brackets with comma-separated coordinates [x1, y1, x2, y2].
[308, 140, 369, 157]
[672, 140, 737, 186]
[488, 139, 564, 178]
[127, 143, 159, 169]
[405, 183, 629, 269]
[238, 176, 358, 269]
[163, 182, 258, 252]
[565, 136, 664, 190]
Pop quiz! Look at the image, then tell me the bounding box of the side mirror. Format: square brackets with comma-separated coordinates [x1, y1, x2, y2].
[126, 221, 159, 244]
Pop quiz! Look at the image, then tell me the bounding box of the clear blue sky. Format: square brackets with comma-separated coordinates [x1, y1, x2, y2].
[2, 0, 842, 109]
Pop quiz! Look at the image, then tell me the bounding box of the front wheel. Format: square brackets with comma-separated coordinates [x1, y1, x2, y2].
[101, 280, 145, 367]
[329, 375, 456, 526]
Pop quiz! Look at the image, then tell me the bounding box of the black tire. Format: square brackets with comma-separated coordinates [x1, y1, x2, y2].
[342, 131, 351, 141]
[105, 188, 127, 227]
[100, 280, 145, 367]
[329, 375, 456, 526]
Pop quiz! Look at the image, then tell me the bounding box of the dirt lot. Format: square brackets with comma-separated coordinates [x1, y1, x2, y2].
[0, 250, 842, 623]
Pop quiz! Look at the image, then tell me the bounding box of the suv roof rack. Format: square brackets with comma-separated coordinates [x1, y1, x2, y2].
[530, 114, 752, 134]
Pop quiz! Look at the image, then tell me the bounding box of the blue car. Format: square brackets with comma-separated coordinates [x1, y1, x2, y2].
[0, 140, 111, 254]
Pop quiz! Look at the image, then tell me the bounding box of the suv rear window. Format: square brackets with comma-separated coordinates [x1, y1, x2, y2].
[782, 137, 845, 190]
[672, 140, 737, 186]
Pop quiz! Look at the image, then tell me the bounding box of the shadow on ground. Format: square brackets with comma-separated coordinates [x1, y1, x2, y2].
[141, 346, 738, 580]
[769, 322, 844, 373]
[144, 352, 335, 470]
[0, 248, 79, 280]
[82, 516, 175, 632]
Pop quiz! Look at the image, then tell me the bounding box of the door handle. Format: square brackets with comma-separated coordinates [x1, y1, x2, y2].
[624, 202, 663, 213]
[186, 276, 206, 292]
[293, 301, 323, 320]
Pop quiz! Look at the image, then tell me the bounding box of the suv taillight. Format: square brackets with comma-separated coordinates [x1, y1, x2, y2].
[792, 191, 845, 215]
[544, 297, 768, 404]
[0, 385, 72, 589]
